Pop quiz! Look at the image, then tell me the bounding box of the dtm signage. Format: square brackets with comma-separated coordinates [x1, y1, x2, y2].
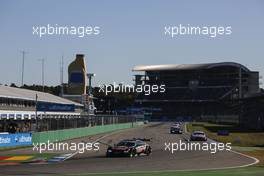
[0, 133, 32, 147]
[37, 102, 75, 112]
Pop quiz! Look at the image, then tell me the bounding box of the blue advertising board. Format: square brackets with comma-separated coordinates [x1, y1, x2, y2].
[37, 102, 75, 112]
[0, 133, 32, 147]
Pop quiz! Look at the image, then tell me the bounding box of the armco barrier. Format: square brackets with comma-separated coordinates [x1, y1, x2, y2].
[32, 122, 143, 144]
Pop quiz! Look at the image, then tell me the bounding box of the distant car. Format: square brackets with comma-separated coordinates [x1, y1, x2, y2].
[173, 122, 181, 126]
[106, 139, 152, 157]
[190, 131, 207, 141]
[170, 125, 183, 134]
[217, 130, 229, 136]
[144, 120, 149, 124]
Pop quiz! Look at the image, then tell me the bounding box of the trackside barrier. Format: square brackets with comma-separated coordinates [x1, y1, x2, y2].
[0, 133, 32, 147]
[32, 122, 143, 143]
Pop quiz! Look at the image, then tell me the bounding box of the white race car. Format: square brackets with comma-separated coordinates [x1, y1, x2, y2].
[170, 125, 183, 134]
[190, 131, 207, 141]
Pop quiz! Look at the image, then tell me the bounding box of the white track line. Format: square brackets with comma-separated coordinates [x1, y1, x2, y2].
[68, 122, 259, 174]
[228, 150, 259, 167]
[72, 164, 261, 176]
[182, 123, 259, 169]
[63, 126, 140, 161]
[73, 152, 259, 176]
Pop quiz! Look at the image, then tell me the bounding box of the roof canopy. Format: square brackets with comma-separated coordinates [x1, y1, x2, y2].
[0, 85, 83, 107]
[133, 62, 250, 72]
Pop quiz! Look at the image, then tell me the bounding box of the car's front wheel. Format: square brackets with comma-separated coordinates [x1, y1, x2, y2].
[106, 152, 111, 157]
[129, 149, 136, 157]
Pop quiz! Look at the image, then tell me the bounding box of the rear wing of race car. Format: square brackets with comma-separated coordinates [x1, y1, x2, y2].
[90, 138, 153, 148]
[120, 138, 152, 142]
[132, 138, 152, 142]
[81, 139, 112, 147]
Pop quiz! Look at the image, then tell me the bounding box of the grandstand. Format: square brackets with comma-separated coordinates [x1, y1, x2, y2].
[133, 62, 260, 121]
[0, 85, 84, 133]
[240, 92, 264, 130]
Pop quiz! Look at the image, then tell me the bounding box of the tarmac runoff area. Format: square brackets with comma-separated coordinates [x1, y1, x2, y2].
[0, 122, 258, 175]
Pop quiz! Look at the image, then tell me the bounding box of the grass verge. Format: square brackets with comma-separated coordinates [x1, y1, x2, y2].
[241, 150, 264, 166]
[186, 122, 264, 147]
[64, 167, 264, 176]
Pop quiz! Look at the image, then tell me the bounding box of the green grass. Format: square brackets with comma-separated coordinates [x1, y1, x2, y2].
[63, 167, 264, 176]
[186, 122, 264, 147]
[241, 150, 264, 166]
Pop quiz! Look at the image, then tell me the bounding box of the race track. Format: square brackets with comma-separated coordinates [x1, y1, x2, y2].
[0, 123, 257, 175]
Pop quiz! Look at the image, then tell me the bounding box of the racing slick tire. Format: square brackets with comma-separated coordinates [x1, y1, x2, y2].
[129, 149, 137, 158]
[145, 146, 152, 156]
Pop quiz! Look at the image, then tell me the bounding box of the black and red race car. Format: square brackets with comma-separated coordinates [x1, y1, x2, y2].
[106, 139, 152, 157]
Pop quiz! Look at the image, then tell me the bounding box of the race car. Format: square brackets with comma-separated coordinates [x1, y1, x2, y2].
[144, 120, 149, 124]
[173, 122, 181, 126]
[190, 131, 207, 141]
[170, 124, 183, 134]
[106, 139, 152, 157]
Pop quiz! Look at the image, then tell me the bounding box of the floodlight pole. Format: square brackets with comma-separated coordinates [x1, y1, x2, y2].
[87, 73, 95, 95]
[239, 66, 242, 99]
[35, 94, 38, 132]
[20, 50, 28, 86]
[60, 55, 64, 96]
[39, 59, 45, 92]
[238, 66, 242, 125]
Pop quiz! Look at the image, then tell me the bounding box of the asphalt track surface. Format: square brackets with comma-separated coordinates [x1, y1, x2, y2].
[0, 122, 257, 175]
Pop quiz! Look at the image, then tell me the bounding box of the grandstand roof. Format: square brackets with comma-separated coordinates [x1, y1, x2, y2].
[133, 62, 250, 72]
[0, 85, 83, 106]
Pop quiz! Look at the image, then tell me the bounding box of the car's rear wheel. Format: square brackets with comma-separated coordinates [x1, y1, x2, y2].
[145, 147, 152, 156]
[129, 149, 136, 157]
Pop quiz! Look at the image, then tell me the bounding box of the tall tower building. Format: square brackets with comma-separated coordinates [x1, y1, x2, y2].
[67, 54, 87, 95]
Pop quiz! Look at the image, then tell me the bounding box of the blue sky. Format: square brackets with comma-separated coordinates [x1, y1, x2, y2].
[0, 0, 264, 87]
